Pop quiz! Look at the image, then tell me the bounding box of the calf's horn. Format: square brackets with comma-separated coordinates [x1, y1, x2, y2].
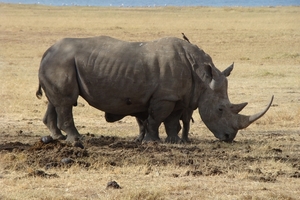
[238, 95, 274, 129]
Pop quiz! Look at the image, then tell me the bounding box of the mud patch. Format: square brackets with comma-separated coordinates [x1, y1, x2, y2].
[0, 133, 299, 181]
[4, 139, 90, 170]
[86, 135, 118, 147]
[108, 141, 140, 149]
[0, 142, 30, 152]
[26, 169, 59, 178]
[248, 175, 277, 182]
[290, 171, 300, 178]
[184, 170, 203, 177]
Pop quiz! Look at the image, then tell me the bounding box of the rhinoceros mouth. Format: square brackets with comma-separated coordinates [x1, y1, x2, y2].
[217, 132, 236, 142]
[205, 125, 236, 142]
[223, 133, 231, 142]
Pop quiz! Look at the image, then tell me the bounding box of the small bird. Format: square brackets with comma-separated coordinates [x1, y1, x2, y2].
[182, 33, 190, 43]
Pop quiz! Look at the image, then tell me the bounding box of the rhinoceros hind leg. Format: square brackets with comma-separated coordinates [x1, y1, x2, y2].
[143, 116, 160, 142]
[43, 102, 65, 140]
[55, 106, 81, 142]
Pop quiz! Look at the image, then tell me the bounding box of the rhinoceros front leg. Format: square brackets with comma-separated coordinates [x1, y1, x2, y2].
[55, 106, 81, 142]
[43, 102, 65, 140]
[181, 120, 190, 143]
[164, 110, 183, 143]
[143, 100, 175, 142]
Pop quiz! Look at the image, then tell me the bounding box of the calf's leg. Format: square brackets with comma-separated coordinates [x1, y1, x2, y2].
[181, 109, 193, 143]
[143, 100, 175, 142]
[164, 109, 183, 143]
[135, 118, 147, 142]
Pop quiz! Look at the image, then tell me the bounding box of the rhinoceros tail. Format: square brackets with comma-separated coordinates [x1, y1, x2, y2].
[36, 84, 43, 99]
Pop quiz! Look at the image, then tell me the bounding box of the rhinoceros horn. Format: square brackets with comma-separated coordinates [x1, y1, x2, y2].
[238, 95, 274, 129]
[231, 102, 248, 114]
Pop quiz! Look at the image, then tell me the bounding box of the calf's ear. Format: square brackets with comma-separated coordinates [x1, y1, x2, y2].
[222, 62, 234, 77]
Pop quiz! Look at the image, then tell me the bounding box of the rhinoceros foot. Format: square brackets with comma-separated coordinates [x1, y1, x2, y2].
[165, 135, 182, 144]
[142, 133, 160, 143]
[181, 136, 191, 144]
[51, 133, 66, 140]
[134, 134, 144, 143]
[65, 133, 81, 143]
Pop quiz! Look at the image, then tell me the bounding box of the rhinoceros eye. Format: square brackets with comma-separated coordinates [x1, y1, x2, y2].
[218, 105, 225, 114]
[217, 107, 223, 117]
[218, 104, 226, 111]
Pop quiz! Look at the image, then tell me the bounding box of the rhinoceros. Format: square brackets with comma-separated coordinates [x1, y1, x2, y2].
[36, 36, 273, 143]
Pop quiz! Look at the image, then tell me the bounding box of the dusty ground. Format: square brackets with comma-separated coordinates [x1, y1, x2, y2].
[0, 4, 299, 200]
[1, 130, 299, 199]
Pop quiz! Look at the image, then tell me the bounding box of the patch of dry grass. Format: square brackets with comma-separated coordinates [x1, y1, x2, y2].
[0, 3, 299, 200]
[1, 165, 299, 199]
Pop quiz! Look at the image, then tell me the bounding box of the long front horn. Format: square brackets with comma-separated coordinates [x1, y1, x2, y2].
[238, 95, 274, 129]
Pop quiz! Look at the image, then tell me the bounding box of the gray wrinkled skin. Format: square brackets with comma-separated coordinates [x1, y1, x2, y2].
[36, 36, 273, 143]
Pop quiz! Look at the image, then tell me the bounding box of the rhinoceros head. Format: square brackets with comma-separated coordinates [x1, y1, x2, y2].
[198, 64, 273, 142]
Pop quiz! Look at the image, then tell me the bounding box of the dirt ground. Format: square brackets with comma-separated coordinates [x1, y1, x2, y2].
[1, 128, 299, 199]
[0, 4, 299, 200]
[1, 131, 299, 179]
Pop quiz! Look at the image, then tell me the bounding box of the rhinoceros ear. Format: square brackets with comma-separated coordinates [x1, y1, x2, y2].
[222, 62, 234, 77]
[204, 63, 221, 80]
[209, 65, 224, 90]
[203, 64, 213, 79]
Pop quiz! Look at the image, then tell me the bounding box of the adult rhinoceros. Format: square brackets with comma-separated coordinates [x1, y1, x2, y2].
[36, 36, 273, 143]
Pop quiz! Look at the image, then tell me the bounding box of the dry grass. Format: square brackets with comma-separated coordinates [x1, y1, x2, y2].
[0, 3, 300, 200]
